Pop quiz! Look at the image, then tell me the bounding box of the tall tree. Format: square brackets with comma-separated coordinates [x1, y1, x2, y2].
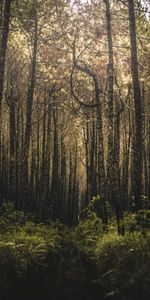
[22, 15, 38, 210]
[104, 0, 124, 233]
[128, 0, 143, 211]
[0, 0, 11, 204]
[0, 0, 11, 113]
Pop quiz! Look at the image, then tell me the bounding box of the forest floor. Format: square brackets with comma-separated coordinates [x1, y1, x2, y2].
[0, 204, 150, 300]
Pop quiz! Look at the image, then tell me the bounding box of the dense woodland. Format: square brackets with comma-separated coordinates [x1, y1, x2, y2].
[0, 0, 150, 299]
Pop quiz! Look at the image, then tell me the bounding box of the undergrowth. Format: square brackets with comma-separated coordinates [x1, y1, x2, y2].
[0, 202, 150, 300]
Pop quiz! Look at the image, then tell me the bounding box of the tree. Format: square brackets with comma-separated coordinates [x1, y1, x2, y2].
[0, 0, 11, 204]
[0, 0, 149, 227]
[0, 0, 11, 113]
[128, 0, 143, 211]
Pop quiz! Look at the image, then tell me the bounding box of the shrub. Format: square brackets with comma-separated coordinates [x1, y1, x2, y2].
[94, 232, 150, 300]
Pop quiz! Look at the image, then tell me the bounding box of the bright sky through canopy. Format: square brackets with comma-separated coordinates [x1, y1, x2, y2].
[141, 0, 150, 20]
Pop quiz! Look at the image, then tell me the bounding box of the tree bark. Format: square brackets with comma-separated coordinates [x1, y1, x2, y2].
[24, 18, 38, 161]
[0, 0, 11, 111]
[104, 0, 123, 233]
[128, 0, 142, 211]
[0, 0, 11, 204]
[22, 18, 38, 211]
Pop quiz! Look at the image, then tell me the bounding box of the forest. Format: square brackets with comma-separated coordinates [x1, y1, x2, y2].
[0, 0, 150, 299]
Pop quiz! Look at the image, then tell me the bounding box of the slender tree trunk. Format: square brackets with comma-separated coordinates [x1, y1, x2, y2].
[104, 0, 114, 186]
[67, 149, 73, 227]
[128, 0, 142, 211]
[114, 103, 125, 235]
[0, 1, 3, 31]
[24, 18, 38, 161]
[15, 103, 20, 208]
[22, 18, 38, 211]
[45, 101, 51, 215]
[72, 143, 78, 227]
[84, 121, 90, 206]
[0, 0, 11, 204]
[104, 0, 123, 233]
[30, 137, 36, 211]
[51, 107, 59, 220]
[35, 103, 40, 211]
[141, 81, 148, 196]
[0, 0, 11, 111]
[8, 91, 16, 203]
[90, 118, 97, 197]
[95, 79, 107, 225]
[59, 125, 67, 223]
[40, 95, 47, 217]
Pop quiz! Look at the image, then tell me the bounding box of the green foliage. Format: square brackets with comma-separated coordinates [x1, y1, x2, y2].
[73, 208, 150, 300]
[94, 232, 150, 299]
[0, 203, 62, 298]
[80, 195, 101, 219]
[0, 202, 26, 233]
[1, 204, 150, 300]
[136, 209, 150, 229]
[123, 212, 137, 232]
[0, 220, 61, 267]
[74, 213, 103, 255]
[122, 209, 150, 233]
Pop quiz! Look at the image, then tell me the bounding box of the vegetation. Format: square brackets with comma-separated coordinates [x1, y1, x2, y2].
[0, 203, 150, 299]
[0, 0, 150, 299]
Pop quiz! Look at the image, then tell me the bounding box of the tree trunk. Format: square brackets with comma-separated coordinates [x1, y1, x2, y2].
[0, 0, 11, 204]
[51, 107, 59, 220]
[45, 101, 52, 215]
[84, 120, 90, 206]
[0, 0, 11, 111]
[128, 0, 143, 211]
[104, 0, 123, 233]
[24, 18, 38, 161]
[9, 91, 16, 203]
[22, 18, 38, 211]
